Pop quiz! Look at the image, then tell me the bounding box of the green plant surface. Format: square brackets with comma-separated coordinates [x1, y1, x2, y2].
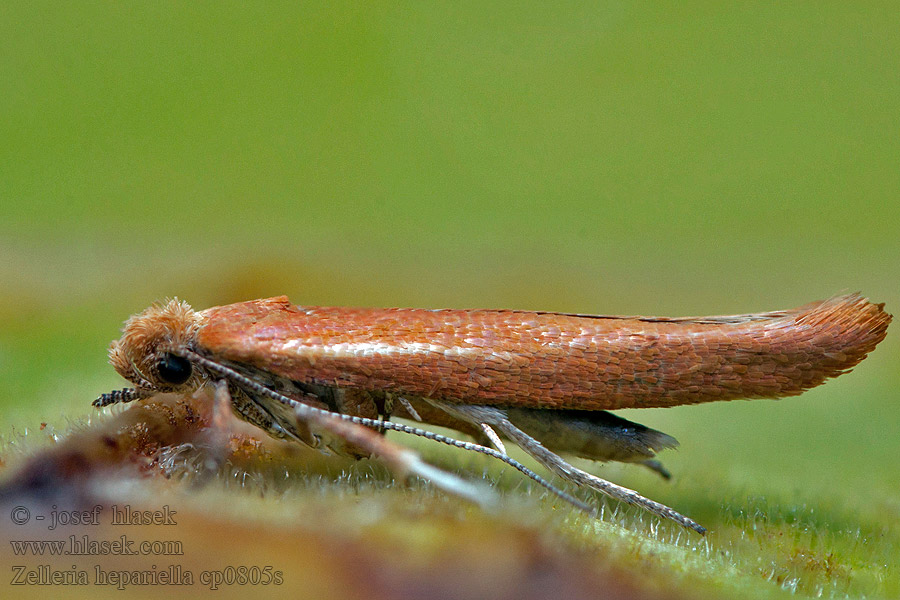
[1, 2, 898, 599]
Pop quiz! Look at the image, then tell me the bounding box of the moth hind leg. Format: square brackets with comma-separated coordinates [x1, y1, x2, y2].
[639, 459, 672, 480]
[429, 401, 704, 534]
[504, 408, 678, 480]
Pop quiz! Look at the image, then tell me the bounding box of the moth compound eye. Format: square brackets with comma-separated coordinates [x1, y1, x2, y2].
[157, 353, 192, 385]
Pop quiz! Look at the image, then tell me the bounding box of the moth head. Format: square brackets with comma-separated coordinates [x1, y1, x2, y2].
[108, 299, 206, 394]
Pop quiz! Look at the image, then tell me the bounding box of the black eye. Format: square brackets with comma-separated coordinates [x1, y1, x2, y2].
[157, 353, 192, 385]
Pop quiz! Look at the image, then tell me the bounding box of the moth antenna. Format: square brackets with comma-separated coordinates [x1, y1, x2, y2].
[93, 387, 151, 407]
[176, 349, 597, 516]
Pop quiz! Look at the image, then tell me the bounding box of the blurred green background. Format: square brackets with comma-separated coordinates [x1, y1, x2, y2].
[1, 1, 897, 596]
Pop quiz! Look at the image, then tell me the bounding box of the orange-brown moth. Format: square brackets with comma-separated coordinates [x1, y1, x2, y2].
[95, 293, 891, 534]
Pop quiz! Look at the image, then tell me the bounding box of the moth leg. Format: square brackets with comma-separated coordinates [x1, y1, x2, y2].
[198, 380, 236, 478]
[285, 385, 384, 456]
[394, 397, 489, 442]
[234, 387, 498, 507]
[185, 381, 264, 486]
[431, 401, 705, 534]
[180, 351, 499, 507]
[383, 392, 423, 422]
[639, 459, 672, 480]
[504, 408, 678, 480]
[397, 400, 673, 477]
[292, 406, 498, 509]
[227, 384, 318, 447]
[478, 424, 507, 454]
[321, 388, 384, 456]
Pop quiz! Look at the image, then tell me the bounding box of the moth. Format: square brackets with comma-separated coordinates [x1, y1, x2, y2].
[95, 293, 891, 534]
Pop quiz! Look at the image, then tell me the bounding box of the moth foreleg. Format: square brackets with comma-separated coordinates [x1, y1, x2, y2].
[195, 380, 238, 479]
